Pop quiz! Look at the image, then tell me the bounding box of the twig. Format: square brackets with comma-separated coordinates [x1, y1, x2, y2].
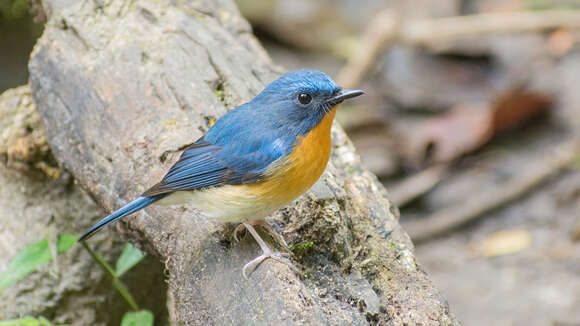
[401, 10, 580, 48]
[388, 164, 448, 208]
[336, 9, 398, 89]
[404, 140, 580, 243]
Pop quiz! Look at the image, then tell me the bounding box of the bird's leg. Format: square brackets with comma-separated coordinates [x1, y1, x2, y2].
[233, 220, 290, 251]
[240, 222, 298, 279]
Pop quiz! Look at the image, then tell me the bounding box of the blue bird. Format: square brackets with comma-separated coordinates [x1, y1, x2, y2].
[79, 69, 364, 278]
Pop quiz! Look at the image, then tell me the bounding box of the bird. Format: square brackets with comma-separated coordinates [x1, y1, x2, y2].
[79, 69, 364, 278]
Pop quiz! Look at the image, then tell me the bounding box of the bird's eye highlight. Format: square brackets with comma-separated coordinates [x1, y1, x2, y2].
[298, 92, 312, 105]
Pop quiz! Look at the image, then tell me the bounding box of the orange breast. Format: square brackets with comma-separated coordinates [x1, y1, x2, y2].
[245, 107, 337, 205]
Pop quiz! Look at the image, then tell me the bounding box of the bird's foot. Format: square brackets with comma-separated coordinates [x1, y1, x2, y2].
[242, 247, 297, 279]
[239, 222, 298, 279]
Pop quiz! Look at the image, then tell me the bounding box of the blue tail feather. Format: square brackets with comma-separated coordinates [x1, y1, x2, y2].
[79, 195, 163, 241]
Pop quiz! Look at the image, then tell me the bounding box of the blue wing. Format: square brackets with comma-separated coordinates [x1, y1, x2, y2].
[143, 103, 297, 196]
[142, 138, 287, 196]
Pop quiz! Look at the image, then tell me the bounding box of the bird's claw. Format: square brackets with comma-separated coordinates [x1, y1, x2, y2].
[237, 222, 298, 279]
[233, 224, 247, 242]
[242, 250, 296, 279]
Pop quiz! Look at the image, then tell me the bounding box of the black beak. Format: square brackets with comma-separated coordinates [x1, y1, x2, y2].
[326, 89, 365, 106]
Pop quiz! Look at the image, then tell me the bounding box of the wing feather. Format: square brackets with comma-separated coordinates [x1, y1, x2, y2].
[142, 139, 280, 196]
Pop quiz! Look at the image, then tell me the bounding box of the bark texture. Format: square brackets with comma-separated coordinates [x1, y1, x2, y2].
[29, 0, 458, 324]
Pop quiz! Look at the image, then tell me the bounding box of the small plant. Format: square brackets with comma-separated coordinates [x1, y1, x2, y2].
[0, 235, 152, 325]
[0, 234, 76, 289]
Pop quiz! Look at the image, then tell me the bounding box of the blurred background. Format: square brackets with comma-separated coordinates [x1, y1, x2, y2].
[2, 0, 580, 325]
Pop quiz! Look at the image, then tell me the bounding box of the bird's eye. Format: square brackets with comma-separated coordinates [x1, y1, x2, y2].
[298, 92, 312, 105]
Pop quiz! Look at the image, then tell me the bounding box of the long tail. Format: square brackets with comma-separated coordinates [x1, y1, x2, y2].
[79, 195, 165, 241]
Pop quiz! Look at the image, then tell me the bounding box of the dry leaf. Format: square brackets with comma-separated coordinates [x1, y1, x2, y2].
[400, 89, 552, 168]
[472, 229, 532, 257]
[401, 102, 493, 166]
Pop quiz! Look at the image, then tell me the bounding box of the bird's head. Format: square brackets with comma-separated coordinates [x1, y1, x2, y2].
[251, 69, 364, 134]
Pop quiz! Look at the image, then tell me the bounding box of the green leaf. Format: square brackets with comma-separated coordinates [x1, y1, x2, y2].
[115, 243, 146, 277]
[0, 239, 51, 289]
[0, 234, 78, 289]
[57, 234, 78, 253]
[0, 316, 67, 326]
[121, 310, 154, 326]
[38, 317, 55, 326]
[0, 316, 37, 326]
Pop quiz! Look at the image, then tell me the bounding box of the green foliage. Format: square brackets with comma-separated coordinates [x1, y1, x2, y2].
[0, 233, 151, 323]
[121, 310, 154, 326]
[289, 241, 314, 258]
[115, 243, 146, 277]
[0, 234, 78, 289]
[81, 242, 140, 310]
[56, 234, 77, 252]
[81, 241, 147, 312]
[0, 240, 52, 289]
[0, 316, 68, 326]
[289, 241, 314, 251]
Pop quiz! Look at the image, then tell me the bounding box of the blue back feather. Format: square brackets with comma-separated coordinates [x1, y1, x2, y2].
[143, 69, 340, 195]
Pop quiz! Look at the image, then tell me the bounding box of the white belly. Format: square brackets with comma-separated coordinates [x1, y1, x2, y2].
[156, 185, 296, 223]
